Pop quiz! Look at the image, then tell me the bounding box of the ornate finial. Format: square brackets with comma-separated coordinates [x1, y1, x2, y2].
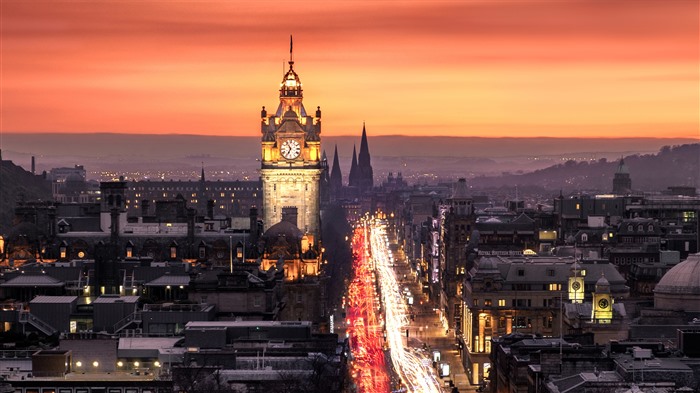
[289, 35, 294, 66]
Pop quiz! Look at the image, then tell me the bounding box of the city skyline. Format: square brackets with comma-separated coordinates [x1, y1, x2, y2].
[2, 0, 698, 139]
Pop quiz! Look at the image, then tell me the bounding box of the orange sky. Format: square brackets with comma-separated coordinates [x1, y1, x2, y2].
[1, 0, 698, 138]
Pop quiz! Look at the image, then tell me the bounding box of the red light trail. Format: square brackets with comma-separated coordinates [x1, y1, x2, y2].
[347, 225, 391, 393]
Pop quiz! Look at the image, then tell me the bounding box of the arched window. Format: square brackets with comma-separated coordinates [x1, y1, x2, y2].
[581, 233, 589, 242]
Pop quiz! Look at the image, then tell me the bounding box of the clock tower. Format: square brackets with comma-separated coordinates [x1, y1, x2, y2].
[591, 274, 613, 323]
[260, 40, 322, 245]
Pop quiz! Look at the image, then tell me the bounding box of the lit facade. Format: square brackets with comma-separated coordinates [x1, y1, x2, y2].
[460, 256, 629, 385]
[260, 50, 322, 243]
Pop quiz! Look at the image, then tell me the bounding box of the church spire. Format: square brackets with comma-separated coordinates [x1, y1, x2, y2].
[330, 145, 343, 189]
[358, 122, 370, 167]
[348, 144, 358, 187]
[357, 122, 373, 191]
[200, 162, 205, 182]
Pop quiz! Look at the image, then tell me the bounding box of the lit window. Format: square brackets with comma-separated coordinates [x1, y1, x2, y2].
[498, 299, 506, 307]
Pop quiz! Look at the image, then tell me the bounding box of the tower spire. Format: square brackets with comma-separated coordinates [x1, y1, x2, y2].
[357, 123, 373, 191]
[200, 162, 205, 182]
[289, 35, 294, 65]
[349, 144, 358, 187]
[330, 145, 343, 192]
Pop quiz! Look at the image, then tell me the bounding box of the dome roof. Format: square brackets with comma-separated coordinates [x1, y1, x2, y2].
[595, 274, 610, 293]
[452, 178, 468, 199]
[477, 257, 500, 273]
[280, 63, 302, 98]
[263, 220, 303, 241]
[655, 253, 700, 295]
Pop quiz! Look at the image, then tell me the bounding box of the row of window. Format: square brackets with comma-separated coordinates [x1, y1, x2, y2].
[19, 388, 164, 393]
[129, 186, 258, 191]
[475, 297, 563, 308]
[626, 224, 655, 232]
[612, 257, 657, 265]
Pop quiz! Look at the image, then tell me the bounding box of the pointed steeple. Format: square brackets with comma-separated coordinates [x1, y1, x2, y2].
[330, 145, 343, 190]
[357, 122, 373, 191]
[358, 122, 371, 167]
[321, 150, 328, 169]
[348, 144, 359, 187]
[200, 162, 205, 182]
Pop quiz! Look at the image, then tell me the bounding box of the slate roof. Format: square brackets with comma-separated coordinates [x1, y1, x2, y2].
[30, 295, 78, 304]
[1, 274, 64, 287]
[145, 275, 191, 287]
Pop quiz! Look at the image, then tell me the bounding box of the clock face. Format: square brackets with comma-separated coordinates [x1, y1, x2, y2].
[280, 140, 301, 160]
[598, 298, 609, 309]
[571, 281, 581, 291]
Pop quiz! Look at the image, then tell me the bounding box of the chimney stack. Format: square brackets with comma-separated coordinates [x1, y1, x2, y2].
[281, 206, 298, 227]
[207, 200, 215, 219]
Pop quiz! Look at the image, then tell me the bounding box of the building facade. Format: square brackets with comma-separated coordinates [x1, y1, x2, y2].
[260, 48, 322, 243]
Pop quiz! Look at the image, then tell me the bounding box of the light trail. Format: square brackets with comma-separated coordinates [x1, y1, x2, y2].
[370, 220, 443, 393]
[347, 226, 391, 393]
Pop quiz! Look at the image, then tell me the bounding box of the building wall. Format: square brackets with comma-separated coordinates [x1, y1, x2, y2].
[261, 169, 321, 237]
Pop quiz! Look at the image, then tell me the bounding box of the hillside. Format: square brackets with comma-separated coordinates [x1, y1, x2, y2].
[471, 143, 700, 193]
[0, 160, 52, 234]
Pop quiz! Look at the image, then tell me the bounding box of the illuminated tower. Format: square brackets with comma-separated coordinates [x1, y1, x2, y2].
[591, 274, 613, 323]
[568, 261, 584, 303]
[260, 38, 322, 244]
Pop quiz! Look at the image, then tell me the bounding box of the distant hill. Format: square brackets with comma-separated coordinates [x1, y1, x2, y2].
[471, 143, 700, 192]
[0, 160, 52, 234]
[2, 133, 696, 183]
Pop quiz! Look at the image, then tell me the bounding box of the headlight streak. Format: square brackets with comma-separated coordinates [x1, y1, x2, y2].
[370, 222, 442, 393]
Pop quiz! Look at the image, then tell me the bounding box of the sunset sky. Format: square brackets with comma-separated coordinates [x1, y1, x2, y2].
[1, 0, 698, 138]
